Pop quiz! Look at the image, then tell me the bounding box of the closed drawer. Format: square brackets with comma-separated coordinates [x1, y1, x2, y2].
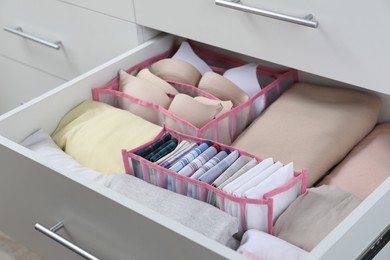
[57, 0, 136, 22]
[0, 0, 142, 80]
[0, 54, 65, 115]
[0, 34, 389, 259]
[134, 0, 390, 96]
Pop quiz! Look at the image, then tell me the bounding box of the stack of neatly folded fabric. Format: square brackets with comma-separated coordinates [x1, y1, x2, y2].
[319, 123, 390, 199]
[232, 82, 381, 186]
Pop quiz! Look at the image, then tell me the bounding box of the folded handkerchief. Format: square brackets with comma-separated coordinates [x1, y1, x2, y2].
[237, 229, 308, 260]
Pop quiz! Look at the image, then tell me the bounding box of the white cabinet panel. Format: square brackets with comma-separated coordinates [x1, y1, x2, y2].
[134, 0, 390, 95]
[0, 0, 141, 80]
[0, 55, 64, 115]
[57, 0, 136, 22]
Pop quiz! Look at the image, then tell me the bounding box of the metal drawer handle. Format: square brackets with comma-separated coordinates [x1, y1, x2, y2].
[215, 0, 319, 28]
[35, 222, 100, 260]
[4, 26, 62, 50]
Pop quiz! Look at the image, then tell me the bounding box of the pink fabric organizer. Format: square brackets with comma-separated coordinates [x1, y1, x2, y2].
[93, 41, 298, 144]
[122, 127, 307, 236]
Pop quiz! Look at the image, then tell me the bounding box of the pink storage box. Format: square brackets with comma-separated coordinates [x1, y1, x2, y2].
[122, 127, 308, 236]
[93, 40, 298, 145]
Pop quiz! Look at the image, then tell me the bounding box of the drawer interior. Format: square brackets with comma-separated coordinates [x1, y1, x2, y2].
[1, 33, 390, 259]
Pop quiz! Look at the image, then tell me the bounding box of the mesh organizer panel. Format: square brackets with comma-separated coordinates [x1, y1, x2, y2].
[93, 40, 298, 145]
[122, 127, 308, 236]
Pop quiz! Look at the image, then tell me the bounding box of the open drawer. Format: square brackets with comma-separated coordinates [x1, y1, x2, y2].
[0, 34, 389, 260]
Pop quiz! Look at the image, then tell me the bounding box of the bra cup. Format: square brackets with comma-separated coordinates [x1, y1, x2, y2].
[194, 97, 234, 144]
[194, 96, 233, 118]
[149, 59, 202, 86]
[172, 41, 212, 75]
[223, 63, 262, 98]
[167, 94, 222, 128]
[119, 70, 171, 124]
[136, 68, 179, 95]
[198, 71, 249, 107]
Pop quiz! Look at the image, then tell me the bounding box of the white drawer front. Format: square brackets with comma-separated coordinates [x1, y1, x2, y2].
[0, 0, 141, 80]
[0, 34, 389, 259]
[0, 54, 65, 115]
[57, 0, 136, 22]
[133, 0, 390, 95]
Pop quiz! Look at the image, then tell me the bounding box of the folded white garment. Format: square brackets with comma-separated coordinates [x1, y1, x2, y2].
[223, 160, 281, 228]
[233, 161, 283, 197]
[245, 163, 295, 230]
[222, 158, 274, 195]
[21, 129, 102, 181]
[237, 229, 308, 260]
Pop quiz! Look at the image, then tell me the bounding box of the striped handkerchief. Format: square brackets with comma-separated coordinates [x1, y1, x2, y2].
[159, 142, 197, 168]
[198, 150, 240, 184]
[169, 141, 212, 173]
[178, 144, 220, 177]
[148, 139, 179, 162]
[135, 133, 171, 158]
[155, 140, 192, 164]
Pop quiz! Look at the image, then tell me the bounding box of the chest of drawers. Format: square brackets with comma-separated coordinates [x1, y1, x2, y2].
[0, 0, 157, 114]
[0, 0, 390, 259]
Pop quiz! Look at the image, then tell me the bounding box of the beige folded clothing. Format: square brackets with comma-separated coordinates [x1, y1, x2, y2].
[273, 185, 361, 251]
[320, 123, 390, 199]
[232, 83, 380, 186]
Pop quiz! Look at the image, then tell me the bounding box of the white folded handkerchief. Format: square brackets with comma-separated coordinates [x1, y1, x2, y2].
[237, 229, 308, 260]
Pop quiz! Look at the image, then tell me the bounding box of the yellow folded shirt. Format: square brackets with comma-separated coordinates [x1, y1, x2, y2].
[52, 100, 162, 174]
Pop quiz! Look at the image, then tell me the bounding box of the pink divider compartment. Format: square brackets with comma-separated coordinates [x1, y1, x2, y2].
[122, 127, 307, 237]
[93, 40, 297, 144]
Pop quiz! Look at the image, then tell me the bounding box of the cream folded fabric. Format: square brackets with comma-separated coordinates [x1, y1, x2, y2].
[51, 100, 162, 174]
[320, 123, 390, 199]
[237, 229, 308, 260]
[273, 185, 361, 251]
[232, 83, 381, 186]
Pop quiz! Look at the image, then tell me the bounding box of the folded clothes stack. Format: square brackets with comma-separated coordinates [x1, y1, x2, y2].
[319, 123, 390, 199]
[232, 82, 381, 186]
